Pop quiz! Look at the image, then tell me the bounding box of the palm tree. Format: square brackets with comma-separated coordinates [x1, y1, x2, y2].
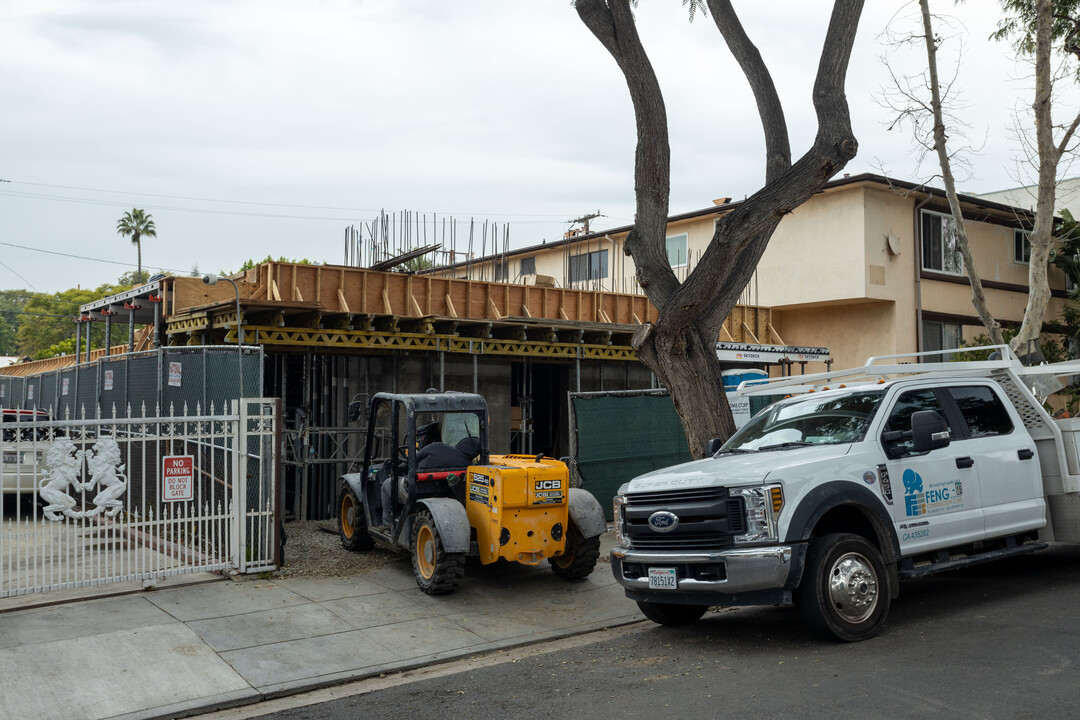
[116, 208, 156, 283]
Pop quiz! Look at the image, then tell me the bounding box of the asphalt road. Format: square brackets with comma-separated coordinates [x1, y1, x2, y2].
[244, 545, 1080, 720]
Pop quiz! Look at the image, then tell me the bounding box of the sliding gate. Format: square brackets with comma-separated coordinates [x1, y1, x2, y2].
[0, 398, 280, 598]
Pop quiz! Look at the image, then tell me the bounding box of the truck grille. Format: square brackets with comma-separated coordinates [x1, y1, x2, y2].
[624, 487, 745, 551]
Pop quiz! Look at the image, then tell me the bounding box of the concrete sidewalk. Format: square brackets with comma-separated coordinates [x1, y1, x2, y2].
[0, 535, 641, 720]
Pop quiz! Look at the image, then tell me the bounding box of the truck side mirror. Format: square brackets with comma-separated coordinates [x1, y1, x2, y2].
[705, 438, 724, 456]
[911, 410, 950, 453]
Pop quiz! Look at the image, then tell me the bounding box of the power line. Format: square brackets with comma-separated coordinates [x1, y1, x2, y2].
[0, 309, 78, 319]
[0, 180, 574, 222]
[0, 240, 189, 274]
[0, 258, 38, 292]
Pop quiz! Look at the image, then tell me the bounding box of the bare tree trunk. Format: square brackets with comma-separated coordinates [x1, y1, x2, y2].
[577, 0, 864, 456]
[919, 0, 1003, 345]
[1010, 0, 1079, 354]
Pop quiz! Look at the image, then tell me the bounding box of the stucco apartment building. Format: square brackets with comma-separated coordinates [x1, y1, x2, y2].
[431, 173, 1069, 372]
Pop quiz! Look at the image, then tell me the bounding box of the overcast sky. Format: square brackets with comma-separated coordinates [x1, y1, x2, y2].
[1, 1, 1073, 294]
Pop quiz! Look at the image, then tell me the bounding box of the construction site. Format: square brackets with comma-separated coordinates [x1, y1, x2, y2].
[1, 213, 816, 522]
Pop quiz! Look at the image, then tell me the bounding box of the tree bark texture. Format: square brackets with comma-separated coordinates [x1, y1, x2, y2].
[919, 0, 1004, 346]
[134, 232, 142, 283]
[1012, 0, 1070, 354]
[578, 0, 864, 456]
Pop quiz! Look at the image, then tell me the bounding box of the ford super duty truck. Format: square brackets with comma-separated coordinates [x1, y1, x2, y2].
[611, 347, 1080, 641]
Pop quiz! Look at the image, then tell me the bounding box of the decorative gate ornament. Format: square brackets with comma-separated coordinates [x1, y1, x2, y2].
[39, 438, 128, 522]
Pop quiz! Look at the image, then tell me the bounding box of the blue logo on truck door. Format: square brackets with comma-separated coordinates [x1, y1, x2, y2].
[903, 469, 964, 517]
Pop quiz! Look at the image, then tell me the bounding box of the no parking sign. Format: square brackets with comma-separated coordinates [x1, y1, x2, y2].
[162, 455, 195, 502]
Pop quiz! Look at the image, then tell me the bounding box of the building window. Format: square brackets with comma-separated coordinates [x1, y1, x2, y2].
[494, 260, 509, 282]
[520, 256, 536, 276]
[922, 320, 962, 362]
[921, 210, 964, 275]
[1014, 229, 1031, 264]
[666, 233, 688, 268]
[569, 249, 608, 283]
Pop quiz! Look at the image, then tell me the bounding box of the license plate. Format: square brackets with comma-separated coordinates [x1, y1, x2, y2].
[648, 567, 678, 590]
[2, 453, 17, 465]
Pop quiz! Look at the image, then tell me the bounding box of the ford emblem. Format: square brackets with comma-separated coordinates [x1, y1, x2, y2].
[648, 510, 679, 533]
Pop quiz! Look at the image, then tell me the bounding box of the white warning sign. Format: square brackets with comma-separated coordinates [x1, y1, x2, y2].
[162, 455, 195, 502]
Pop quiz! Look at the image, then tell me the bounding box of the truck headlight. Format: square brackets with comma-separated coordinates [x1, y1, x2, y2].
[730, 484, 783, 545]
[613, 494, 628, 547]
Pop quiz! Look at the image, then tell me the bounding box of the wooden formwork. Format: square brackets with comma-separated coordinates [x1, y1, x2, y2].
[166, 262, 772, 348]
[3, 262, 775, 376]
[215, 262, 662, 326]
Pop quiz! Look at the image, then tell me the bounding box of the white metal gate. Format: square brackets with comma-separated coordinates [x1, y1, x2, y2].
[0, 399, 278, 598]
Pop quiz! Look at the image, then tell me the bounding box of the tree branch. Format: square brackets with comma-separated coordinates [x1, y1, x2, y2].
[1057, 108, 1080, 156]
[576, 0, 680, 308]
[706, 0, 791, 183]
[669, 0, 864, 335]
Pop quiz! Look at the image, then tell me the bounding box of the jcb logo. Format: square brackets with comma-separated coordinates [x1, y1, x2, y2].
[535, 480, 562, 491]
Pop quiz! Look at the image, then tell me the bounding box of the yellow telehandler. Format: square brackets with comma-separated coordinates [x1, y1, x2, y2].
[337, 391, 606, 594]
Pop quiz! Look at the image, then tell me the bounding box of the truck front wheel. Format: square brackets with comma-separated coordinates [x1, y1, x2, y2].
[636, 601, 708, 626]
[797, 533, 890, 642]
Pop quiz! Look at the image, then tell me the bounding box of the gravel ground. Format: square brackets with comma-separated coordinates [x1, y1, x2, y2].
[273, 519, 612, 579]
[274, 520, 397, 578]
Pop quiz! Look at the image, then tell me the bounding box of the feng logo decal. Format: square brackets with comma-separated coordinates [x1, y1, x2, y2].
[903, 469, 963, 517]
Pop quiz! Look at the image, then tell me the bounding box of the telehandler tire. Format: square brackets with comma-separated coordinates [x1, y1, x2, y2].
[550, 523, 601, 580]
[636, 601, 708, 626]
[412, 508, 465, 594]
[796, 532, 890, 642]
[338, 488, 374, 551]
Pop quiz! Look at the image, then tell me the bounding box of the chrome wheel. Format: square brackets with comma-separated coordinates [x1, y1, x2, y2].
[797, 533, 891, 642]
[827, 551, 879, 624]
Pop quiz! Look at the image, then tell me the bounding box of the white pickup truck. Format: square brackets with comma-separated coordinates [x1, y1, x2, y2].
[610, 347, 1080, 641]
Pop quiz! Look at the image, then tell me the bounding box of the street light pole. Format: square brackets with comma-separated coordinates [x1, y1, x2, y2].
[203, 274, 246, 395]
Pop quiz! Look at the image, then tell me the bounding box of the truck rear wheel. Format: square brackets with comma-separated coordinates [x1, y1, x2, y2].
[636, 600, 709, 626]
[797, 533, 890, 642]
[338, 488, 374, 551]
[550, 524, 600, 580]
[412, 508, 465, 594]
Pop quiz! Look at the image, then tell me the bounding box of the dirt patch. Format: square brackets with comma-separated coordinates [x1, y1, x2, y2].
[274, 520, 397, 578]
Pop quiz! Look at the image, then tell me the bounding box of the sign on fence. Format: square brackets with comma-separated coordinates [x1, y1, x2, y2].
[104, 370, 114, 391]
[168, 362, 182, 387]
[162, 455, 195, 501]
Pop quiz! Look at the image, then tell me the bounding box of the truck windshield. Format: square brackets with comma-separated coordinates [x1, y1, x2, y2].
[719, 390, 885, 453]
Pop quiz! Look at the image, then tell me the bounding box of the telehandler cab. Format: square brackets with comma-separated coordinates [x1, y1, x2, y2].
[337, 391, 606, 594]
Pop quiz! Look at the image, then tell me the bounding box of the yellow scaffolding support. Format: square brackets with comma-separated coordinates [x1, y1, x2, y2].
[206, 325, 639, 361]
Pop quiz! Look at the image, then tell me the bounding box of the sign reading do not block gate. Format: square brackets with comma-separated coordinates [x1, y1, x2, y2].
[162, 455, 195, 502]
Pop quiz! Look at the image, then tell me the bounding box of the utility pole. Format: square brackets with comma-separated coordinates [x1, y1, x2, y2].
[568, 211, 601, 235]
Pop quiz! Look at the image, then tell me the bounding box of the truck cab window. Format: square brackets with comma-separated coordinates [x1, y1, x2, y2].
[947, 386, 1013, 437]
[883, 389, 953, 456]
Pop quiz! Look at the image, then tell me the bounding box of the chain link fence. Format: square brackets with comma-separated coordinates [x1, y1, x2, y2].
[1, 347, 262, 419]
[0, 375, 25, 409]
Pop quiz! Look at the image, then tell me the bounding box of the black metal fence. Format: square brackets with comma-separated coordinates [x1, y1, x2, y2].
[0, 347, 262, 418]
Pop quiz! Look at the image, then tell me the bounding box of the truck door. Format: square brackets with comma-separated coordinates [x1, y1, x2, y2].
[943, 384, 1044, 538]
[880, 388, 984, 553]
